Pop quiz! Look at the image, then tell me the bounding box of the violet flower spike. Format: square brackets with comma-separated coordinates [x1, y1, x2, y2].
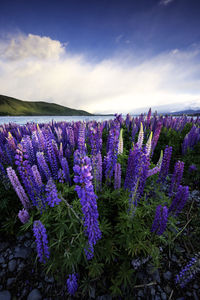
[66, 273, 78, 296]
[18, 208, 30, 224]
[33, 220, 50, 264]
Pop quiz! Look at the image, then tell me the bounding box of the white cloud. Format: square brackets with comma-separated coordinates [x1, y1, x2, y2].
[0, 33, 200, 114]
[0, 33, 65, 60]
[159, 0, 175, 6]
[115, 34, 123, 43]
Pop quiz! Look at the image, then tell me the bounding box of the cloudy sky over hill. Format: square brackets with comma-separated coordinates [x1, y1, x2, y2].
[0, 0, 200, 114]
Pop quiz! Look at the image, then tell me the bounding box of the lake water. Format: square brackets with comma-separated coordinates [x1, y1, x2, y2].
[0, 115, 116, 125]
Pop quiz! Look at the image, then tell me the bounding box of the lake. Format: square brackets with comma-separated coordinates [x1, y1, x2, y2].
[0, 115, 116, 125]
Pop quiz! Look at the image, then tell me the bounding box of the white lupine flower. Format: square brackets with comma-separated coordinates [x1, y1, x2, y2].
[146, 131, 152, 156]
[137, 122, 144, 149]
[118, 128, 123, 154]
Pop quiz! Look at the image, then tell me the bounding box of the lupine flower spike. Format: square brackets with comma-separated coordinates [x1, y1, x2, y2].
[18, 209, 30, 224]
[33, 220, 50, 263]
[67, 273, 78, 296]
[118, 128, 123, 154]
[137, 122, 144, 149]
[175, 253, 200, 288]
[145, 131, 152, 156]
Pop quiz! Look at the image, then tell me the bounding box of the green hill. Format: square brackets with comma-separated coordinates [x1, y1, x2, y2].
[0, 95, 92, 116]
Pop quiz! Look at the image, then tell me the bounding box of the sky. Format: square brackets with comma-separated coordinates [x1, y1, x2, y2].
[0, 0, 200, 114]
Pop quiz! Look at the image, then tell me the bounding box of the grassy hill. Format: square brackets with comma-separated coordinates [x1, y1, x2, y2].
[0, 95, 92, 116]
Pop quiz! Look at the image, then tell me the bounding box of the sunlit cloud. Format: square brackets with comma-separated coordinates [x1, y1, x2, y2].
[0, 33, 200, 114]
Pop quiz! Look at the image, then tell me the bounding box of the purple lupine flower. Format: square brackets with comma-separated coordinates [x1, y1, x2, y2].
[169, 161, 184, 196]
[61, 157, 71, 185]
[36, 152, 51, 181]
[31, 165, 43, 188]
[151, 121, 162, 156]
[125, 113, 132, 131]
[15, 145, 44, 208]
[147, 108, 151, 126]
[18, 208, 30, 224]
[114, 163, 121, 190]
[182, 126, 200, 154]
[73, 150, 101, 260]
[33, 220, 50, 263]
[151, 205, 168, 235]
[67, 126, 75, 149]
[45, 133, 58, 180]
[157, 145, 172, 184]
[45, 178, 61, 207]
[66, 273, 78, 296]
[21, 135, 36, 166]
[175, 255, 200, 288]
[147, 166, 160, 177]
[125, 145, 150, 215]
[88, 124, 102, 155]
[7, 167, 31, 210]
[169, 185, 189, 215]
[77, 122, 86, 153]
[36, 124, 46, 152]
[104, 120, 120, 184]
[132, 123, 139, 143]
[58, 168, 65, 183]
[125, 145, 149, 195]
[189, 164, 197, 172]
[91, 151, 102, 192]
[84, 243, 94, 260]
[147, 149, 163, 178]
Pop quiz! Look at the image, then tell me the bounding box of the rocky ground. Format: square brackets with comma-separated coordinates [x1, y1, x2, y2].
[0, 189, 200, 300]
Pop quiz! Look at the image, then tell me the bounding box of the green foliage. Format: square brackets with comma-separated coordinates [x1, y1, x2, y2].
[0, 183, 22, 236]
[2, 117, 200, 298]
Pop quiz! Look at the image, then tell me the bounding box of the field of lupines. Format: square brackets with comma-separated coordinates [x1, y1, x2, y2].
[0, 108, 200, 298]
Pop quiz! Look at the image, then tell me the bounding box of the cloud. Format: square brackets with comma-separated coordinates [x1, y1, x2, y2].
[159, 0, 175, 6]
[115, 34, 123, 43]
[0, 33, 200, 114]
[0, 33, 65, 61]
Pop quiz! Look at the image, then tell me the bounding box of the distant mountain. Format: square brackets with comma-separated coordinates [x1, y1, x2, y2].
[0, 95, 92, 116]
[167, 109, 200, 116]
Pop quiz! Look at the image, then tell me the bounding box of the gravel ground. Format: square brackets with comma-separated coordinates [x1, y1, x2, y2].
[0, 189, 200, 300]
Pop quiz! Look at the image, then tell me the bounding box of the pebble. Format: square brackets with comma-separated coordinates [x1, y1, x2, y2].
[27, 289, 42, 300]
[24, 240, 32, 248]
[193, 291, 199, 300]
[163, 271, 172, 281]
[6, 278, 15, 288]
[151, 288, 156, 296]
[193, 284, 199, 289]
[138, 290, 144, 297]
[8, 259, 17, 272]
[17, 262, 25, 272]
[146, 264, 161, 283]
[0, 226, 199, 300]
[0, 256, 5, 264]
[14, 247, 31, 259]
[0, 290, 11, 300]
[171, 254, 178, 263]
[0, 242, 9, 252]
[44, 275, 54, 283]
[161, 292, 167, 300]
[164, 285, 171, 294]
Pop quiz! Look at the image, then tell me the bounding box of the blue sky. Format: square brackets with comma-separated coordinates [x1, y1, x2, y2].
[0, 0, 200, 113]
